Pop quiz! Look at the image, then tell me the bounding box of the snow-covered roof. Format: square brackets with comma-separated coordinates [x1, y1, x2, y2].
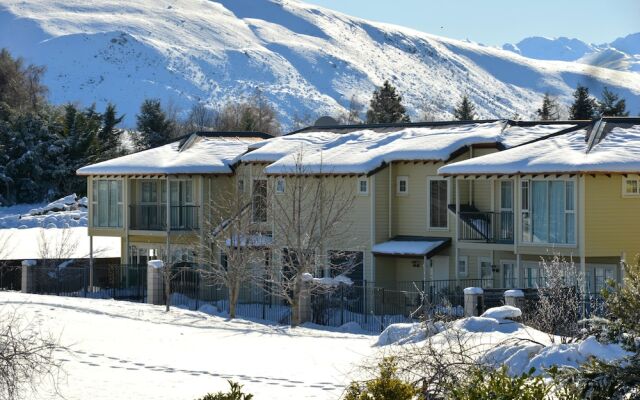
[439, 121, 640, 175]
[77, 134, 266, 176]
[256, 121, 577, 175]
[372, 238, 449, 257]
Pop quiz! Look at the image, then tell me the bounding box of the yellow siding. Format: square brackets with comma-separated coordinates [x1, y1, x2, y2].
[585, 175, 640, 259]
[375, 167, 390, 243]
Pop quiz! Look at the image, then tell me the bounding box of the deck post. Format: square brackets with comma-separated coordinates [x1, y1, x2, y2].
[89, 235, 94, 291]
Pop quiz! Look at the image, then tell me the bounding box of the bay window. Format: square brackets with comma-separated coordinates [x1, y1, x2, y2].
[92, 179, 123, 228]
[521, 180, 576, 244]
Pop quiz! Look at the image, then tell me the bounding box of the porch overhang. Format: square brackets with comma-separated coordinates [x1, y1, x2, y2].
[372, 237, 451, 258]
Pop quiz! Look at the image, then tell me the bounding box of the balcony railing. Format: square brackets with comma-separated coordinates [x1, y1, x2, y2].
[458, 211, 513, 243]
[129, 205, 199, 231]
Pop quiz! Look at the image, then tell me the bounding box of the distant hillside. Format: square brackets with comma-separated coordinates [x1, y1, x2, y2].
[503, 34, 640, 73]
[1, 0, 638, 128]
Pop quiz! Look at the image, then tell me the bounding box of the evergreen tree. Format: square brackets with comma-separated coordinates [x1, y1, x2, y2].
[366, 80, 410, 124]
[598, 87, 629, 117]
[96, 103, 124, 161]
[536, 93, 560, 120]
[453, 95, 476, 121]
[134, 99, 174, 150]
[569, 85, 598, 120]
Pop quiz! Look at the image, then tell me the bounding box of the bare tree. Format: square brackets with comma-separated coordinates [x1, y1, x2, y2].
[0, 306, 63, 400]
[525, 256, 585, 342]
[37, 227, 79, 269]
[186, 102, 217, 132]
[0, 232, 16, 290]
[215, 89, 282, 135]
[264, 151, 357, 326]
[197, 176, 268, 318]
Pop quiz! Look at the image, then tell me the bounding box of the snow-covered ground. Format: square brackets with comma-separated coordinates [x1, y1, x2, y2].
[0, 195, 120, 260]
[1, 292, 376, 400]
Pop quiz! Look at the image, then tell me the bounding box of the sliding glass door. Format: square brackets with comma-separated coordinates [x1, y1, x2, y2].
[524, 180, 575, 244]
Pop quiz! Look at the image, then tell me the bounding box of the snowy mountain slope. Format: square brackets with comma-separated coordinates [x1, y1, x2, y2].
[504, 34, 640, 73]
[1, 0, 639, 128]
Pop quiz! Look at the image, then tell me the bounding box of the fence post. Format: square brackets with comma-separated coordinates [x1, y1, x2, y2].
[380, 288, 385, 332]
[147, 260, 165, 305]
[21, 260, 36, 294]
[504, 289, 525, 312]
[463, 287, 484, 317]
[83, 266, 88, 298]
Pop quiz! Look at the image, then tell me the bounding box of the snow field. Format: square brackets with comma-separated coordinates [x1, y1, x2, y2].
[0, 292, 376, 400]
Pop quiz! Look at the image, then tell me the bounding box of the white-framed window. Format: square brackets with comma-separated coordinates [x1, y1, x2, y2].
[623, 177, 640, 196]
[275, 177, 286, 194]
[457, 256, 468, 278]
[396, 176, 408, 195]
[357, 177, 369, 195]
[92, 179, 123, 228]
[428, 177, 449, 229]
[501, 261, 517, 289]
[478, 257, 493, 287]
[500, 180, 513, 211]
[521, 179, 576, 245]
[237, 178, 245, 193]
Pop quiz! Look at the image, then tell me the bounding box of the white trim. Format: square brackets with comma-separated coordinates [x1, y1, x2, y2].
[427, 176, 450, 230]
[396, 175, 409, 196]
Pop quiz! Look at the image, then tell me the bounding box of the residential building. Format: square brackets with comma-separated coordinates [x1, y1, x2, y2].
[438, 117, 640, 293]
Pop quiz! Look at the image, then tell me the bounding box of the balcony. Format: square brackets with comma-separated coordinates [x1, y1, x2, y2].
[458, 211, 513, 243]
[129, 205, 199, 231]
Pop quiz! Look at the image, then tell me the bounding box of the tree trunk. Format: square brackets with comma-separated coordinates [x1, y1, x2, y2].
[164, 273, 171, 312]
[229, 281, 240, 319]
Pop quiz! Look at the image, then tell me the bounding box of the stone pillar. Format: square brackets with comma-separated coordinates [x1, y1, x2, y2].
[464, 287, 484, 317]
[504, 289, 525, 311]
[147, 260, 165, 305]
[21, 260, 37, 293]
[298, 281, 312, 324]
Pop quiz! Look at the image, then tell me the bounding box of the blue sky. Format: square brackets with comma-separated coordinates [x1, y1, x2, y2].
[305, 0, 640, 46]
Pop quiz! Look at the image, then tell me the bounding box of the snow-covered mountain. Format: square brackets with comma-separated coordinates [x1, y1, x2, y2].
[503, 34, 640, 73]
[1, 0, 639, 128]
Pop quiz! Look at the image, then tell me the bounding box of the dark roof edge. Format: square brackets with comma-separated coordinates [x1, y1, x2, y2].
[288, 119, 502, 135]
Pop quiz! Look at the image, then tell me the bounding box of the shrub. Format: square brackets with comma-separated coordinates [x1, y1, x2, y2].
[449, 366, 578, 400]
[197, 380, 253, 400]
[344, 357, 418, 400]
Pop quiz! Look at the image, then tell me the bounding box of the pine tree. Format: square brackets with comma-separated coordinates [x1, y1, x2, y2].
[569, 85, 598, 120]
[453, 95, 476, 121]
[134, 99, 174, 150]
[598, 87, 629, 117]
[96, 103, 124, 161]
[536, 93, 560, 120]
[366, 81, 410, 124]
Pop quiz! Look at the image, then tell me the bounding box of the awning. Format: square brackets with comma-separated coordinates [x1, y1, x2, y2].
[372, 237, 450, 258]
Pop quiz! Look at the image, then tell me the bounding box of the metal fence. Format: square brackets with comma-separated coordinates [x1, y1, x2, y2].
[5, 263, 612, 332]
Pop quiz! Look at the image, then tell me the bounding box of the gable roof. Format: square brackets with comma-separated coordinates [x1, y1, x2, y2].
[77, 132, 269, 176]
[438, 118, 640, 176]
[244, 120, 581, 176]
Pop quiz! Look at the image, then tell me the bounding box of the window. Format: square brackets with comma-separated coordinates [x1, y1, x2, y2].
[457, 256, 468, 278]
[502, 262, 516, 289]
[252, 179, 268, 222]
[522, 180, 576, 244]
[275, 177, 285, 194]
[92, 179, 123, 228]
[237, 179, 245, 193]
[428, 178, 448, 229]
[623, 178, 640, 196]
[141, 181, 157, 203]
[396, 176, 408, 195]
[358, 178, 369, 195]
[521, 180, 531, 242]
[500, 181, 513, 210]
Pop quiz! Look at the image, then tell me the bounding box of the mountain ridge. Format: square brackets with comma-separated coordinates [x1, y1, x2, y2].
[0, 0, 638, 127]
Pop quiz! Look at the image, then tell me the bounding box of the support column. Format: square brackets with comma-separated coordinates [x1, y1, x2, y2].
[147, 260, 164, 305]
[298, 280, 312, 324]
[21, 260, 37, 293]
[89, 235, 94, 291]
[504, 289, 525, 313]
